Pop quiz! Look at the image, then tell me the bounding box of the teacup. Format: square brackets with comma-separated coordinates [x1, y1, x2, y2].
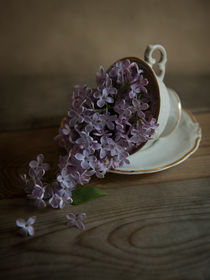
[142, 44, 181, 150]
[108, 44, 182, 152]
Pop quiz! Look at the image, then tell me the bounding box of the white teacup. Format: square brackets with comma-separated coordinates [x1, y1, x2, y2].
[141, 44, 182, 150]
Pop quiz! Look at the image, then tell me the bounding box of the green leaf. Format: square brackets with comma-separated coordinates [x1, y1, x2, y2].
[71, 186, 107, 205]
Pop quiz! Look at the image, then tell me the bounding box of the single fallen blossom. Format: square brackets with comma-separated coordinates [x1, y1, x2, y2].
[66, 213, 86, 231]
[16, 216, 36, 237]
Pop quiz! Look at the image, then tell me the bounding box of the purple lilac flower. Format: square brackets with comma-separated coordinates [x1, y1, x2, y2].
[49, 193, 65, 209]
[72, 169, 95, 185]
[16, 216, 36, 237]
[28, 184, 46, 208]
[57, 167, 75, 190]
[130, 124, 150, 145]
[29, 154, 50, 178]
[129, 83, 141, 99]
[132, 98, 149, 119]
[66, 213, 86, 231]
[109, 59, 131, 84]
[114, 99, 133, 116]
[85, 112, 105, 133]
[94, 161, 109, 178]
[72, 85, 93, 109]
[75, 131, 96, 153]
[138, 74, 149, 94]
[94, 88, 114, 108]
[68, 107, 84, 127]
[98, 136, 110, 159]
[96, 66, 106, 86]
[102, 112, 117, 130]
[75, 150, 97, 169]
[22, 58, 158, 211]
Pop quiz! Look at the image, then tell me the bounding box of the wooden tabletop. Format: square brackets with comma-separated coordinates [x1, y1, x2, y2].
[0, 111, 210, 279]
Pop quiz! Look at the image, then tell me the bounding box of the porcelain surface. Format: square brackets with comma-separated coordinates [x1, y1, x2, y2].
[110, 102, 201, 175]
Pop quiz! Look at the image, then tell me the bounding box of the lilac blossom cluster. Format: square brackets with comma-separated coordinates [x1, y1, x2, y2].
[21, 59, 158, 208]
[21, 154, 73, 208]
[56, 60, 158, 188]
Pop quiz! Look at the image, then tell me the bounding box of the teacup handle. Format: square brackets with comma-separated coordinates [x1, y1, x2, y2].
[144, 44, 167, 81]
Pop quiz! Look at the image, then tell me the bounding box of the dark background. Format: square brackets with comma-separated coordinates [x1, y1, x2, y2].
[1, 0, 210, 131]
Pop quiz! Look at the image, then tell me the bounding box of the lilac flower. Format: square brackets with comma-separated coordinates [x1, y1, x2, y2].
[142, 117, 159, 136]
[76, 131, 95, 152]
[57, 167, 75, 190]
[62, 122, 72, 138]
[94, 159, 111, 178]
[114, 100, 133, 116]
[129, 83, 141, 99]
[109, 59, 130, 84]
[57, 188, 73, 205]
[28, 184, 46, 208]
[49, 182, 73, 208]
[16, 216, 36, 237]
[138, 74, 149, 94]
[75, 150, 97, 169]
[68, 107, 84, 127]
[127, 61, 144, 83]
[102, 112, 117, 130]
[72, 85, 93, 109]
[98, 136, 111, 159]
[72, 169, 95, 185]
[96, 66, 106, 86]
[66, 213, 86, 231]
[132, 98, 149, 118]
[85, 112, 105, 133]
[49, 193, 65, 209]
[103, 76, 118, 96]
[130, 126, 148, 144]
[94, 88, 114, 108]
[29, 154, 50, 178]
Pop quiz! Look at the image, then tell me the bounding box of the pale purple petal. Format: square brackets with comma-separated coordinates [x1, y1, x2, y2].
[75, 153, 84, 161]
[97, 99, 105, 108]
[27, 226, 35, 236]
[81, 160, 89, 169]
[66, 213, 76, 221]
[106, 96, 114, 103]
[27, 216, 36, 225]
[16, 218, 26, 227]
[29, 160, 37, 168]
[100, 149, 106, 159]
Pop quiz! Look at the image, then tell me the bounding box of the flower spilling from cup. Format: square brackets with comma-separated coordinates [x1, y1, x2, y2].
[21, 44, 181, 209]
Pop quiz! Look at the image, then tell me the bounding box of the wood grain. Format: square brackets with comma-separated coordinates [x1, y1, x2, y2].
[1, 178, 210, 280]
[0, 112, 210, 280]
[0, 113, 209, 199]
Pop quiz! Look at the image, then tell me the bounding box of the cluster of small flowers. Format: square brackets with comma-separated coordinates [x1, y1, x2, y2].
[21, 154, 73, 209]
[21, 59, 158, 208]
[55, 59, 158, 189]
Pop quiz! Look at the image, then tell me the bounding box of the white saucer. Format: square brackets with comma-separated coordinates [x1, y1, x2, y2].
[110, 109, 202, 174]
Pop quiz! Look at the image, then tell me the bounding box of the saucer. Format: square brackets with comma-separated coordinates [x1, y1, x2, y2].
[110, 108, 202, 174]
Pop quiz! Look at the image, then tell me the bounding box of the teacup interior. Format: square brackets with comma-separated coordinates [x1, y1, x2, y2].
[107, 57, 160, 154]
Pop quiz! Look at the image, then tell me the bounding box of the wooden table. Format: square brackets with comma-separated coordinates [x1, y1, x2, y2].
[0, 111, 210, 280]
